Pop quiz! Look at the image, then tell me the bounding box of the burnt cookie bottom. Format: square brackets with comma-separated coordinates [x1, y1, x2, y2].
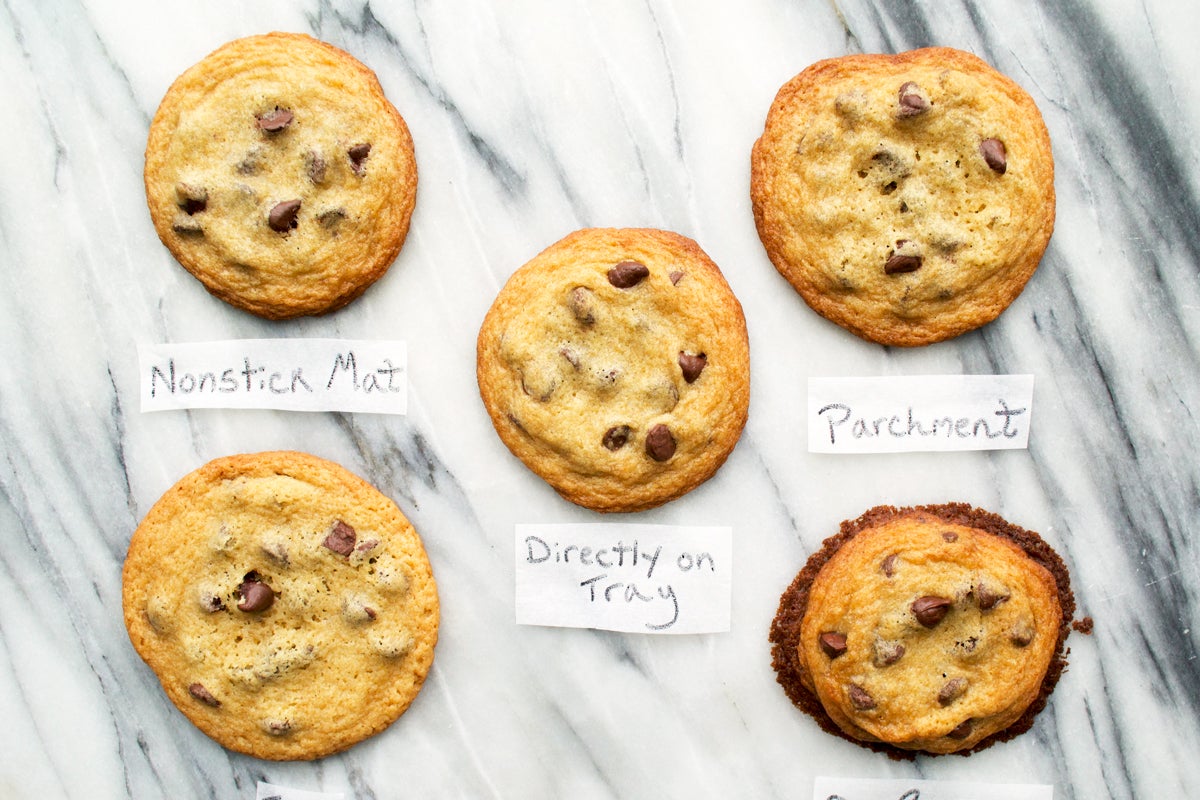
[769, 503, 1078, 758]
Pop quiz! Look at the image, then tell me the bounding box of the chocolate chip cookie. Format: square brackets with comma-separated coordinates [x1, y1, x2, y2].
[751, 47, 1055, 346]
[144, 33, 417, 319]
[122, 452, 439, 760]
[770, 503, 1075, 756]
[476, 228, 750, 512]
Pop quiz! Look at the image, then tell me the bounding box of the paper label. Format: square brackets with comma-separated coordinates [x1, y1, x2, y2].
[139, 339, 406, 414]
[256, 782, 344, 800]
[808, 375, 1033, 453]
[515, 523, 732, 634]
[813, 777, 1052, 800]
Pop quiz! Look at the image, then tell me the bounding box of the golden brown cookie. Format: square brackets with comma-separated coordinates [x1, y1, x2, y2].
[144, 33, 417, 319]
[751, 47, 1055, 346]
[122, 451, 438, 760]
[770, 503, 1075, 757]
[476, 228, 750, 512]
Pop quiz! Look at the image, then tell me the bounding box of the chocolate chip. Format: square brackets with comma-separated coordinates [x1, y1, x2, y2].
[678, 352, 707, 383]
[348, 142, 372, 175]
[819, 631, 848, 658]
[669, 270, 684, 285]
[559, 346, 581, 370]
[200, 592, 225, 613]
[236, 576, 275, 613]
[260, 541, 289, 566]
[848, 684, 877, 711]
[268, 199, 301, 232]
[306, 150, 327, 184]
[897, 81, 929, 117]
[644, 424, 676, 461]
[256, 107, 293, 132]
[938, 677, 968, 706]
[355, 539, 379, 554]
[568, 287, 595, 325]
[881, 553, 899, 577]
[188, 682, 220, 707]
[602, 425, 631, 451]
[1010, 622, 1035, 647]
[316, 208, 347, 230]
[175, 183, 207, 215]
[911, 595, 952, 627]
[872, 639, 905, 667]
[324, 520, 357, 557]
[607, 261, 650, 288]
[942, 531, 959, 542]
[975, 580, 1010, 611]
[172, 218, 204, 235]
[980, 138, 1007, 174]
[265, 719, 293, 736]
[884, 253, 923, 275]
[947, 719, 973, 740]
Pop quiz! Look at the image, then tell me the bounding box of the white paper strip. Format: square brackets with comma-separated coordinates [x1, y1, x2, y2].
[515, 523, 732, 634]
[808, 375, 1033, 453]
[256, 782, 345, 800]
[813, 776, 1052, 800]
[139, 339, 406, 414]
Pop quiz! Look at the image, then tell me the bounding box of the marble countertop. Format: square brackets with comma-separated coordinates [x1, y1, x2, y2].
[3, 1, 1198, 797]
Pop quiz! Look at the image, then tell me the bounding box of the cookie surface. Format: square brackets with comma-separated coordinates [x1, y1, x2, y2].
[476, 228, 750, 512]
[751, 47, 1055, 346]
[770, 503, 1074, 756]
[122, 451, 438, 760]
[144, 33, 417, 319]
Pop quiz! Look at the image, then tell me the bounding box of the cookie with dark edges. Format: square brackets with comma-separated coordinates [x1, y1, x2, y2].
[770, 503, 1076, 757]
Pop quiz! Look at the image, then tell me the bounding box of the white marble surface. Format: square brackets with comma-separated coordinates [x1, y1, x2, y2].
[2, 1, 1198, 797]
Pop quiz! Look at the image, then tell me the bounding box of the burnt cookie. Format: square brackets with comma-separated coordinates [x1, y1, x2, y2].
[751, 47, 1055, 346]
[122, 452, 439, 760]
[770, 503, 1077, 757]
[476, 228, 750, 512]
[144, 33, 417, 319]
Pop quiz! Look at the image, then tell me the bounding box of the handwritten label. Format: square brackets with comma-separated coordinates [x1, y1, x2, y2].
[256, 782, 344, 800]
[139, 339, 406, 414]
[514, 523, 732, 634]
[813, 777, 1052, 800]
[808, 375, 1033, 453]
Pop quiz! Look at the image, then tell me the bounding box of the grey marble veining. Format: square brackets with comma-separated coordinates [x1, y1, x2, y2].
[1, 0, 1198, 797]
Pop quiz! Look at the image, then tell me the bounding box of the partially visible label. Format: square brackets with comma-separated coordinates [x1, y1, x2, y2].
[813, 776, 1052, 800]
[808, 375, 1033, 453]
[256, 782, 344, 800]
[139, 339, 406, 414]
[515, 523, 732, 634]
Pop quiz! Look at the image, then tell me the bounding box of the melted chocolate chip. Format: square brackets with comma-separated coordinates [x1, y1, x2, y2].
[348, 142, 372, 174]
[678, 352, 707, 383]
[256, 107, 293, 132]
[938, 677, 968, 706]
[607, 261, 650, 288]
[568, 287, 595, 324]
[881, 553, 899, 577]
[316, 208, 347, 230]
[268, 199, 301, 232]
[819, 631, 848, 658]
[872, 639, 905, 667]
[236, 576, 275, 613]
[942, 531, 959, 542]
[265, 719, 293, 736]
[1010, 623, 1035, 647]
[175, 183, 207, 215]
[897, 81, 929, 117]
[324, 520, 357, 557]
[884, 253, 923, 274]
[980, 138, 1007, 174]
[306, 150, 327, 184]
[911, 595, 952, 627]
[602, 425, 631, 451]
[644, 424, 676, 461]
[668, 270, 684, 285]
[976, 580, 1010, 611]
[200, 593, 225, 613]
[848, 684, 877, 711]
[947, 719, 973, 739]
[188, 682, 221, 707]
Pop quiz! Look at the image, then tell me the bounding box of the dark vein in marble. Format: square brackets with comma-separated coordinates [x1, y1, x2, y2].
[1, 0, 67, 187]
